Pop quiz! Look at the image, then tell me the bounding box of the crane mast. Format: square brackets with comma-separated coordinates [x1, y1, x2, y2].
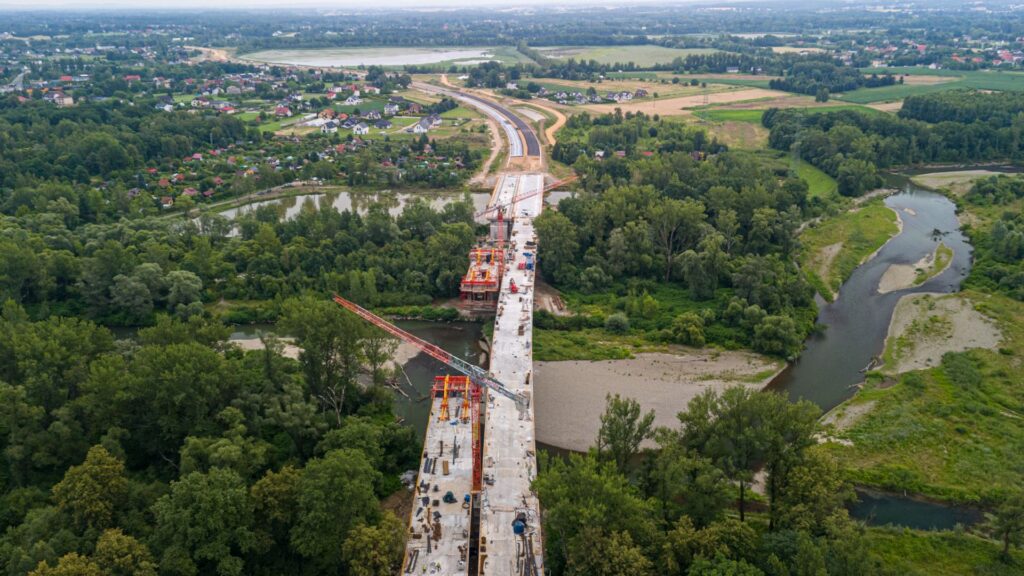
[331, 294, 529, 413]
[473, 174, 577, 221]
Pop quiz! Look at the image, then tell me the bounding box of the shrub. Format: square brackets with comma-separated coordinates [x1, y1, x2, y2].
[671, 312, 706, 347]
[605, 313, 630, 334]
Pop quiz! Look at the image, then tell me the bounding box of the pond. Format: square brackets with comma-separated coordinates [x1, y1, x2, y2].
[241, 47, 497, 67]
[216, 190, 492, 224]
[850, 489, 984, 531]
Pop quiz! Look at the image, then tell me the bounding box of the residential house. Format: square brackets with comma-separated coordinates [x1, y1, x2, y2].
[364, 110, 381, 120]
[45, 92, 74, 107]
[344, 95, 362, 106]
[275, 106, 292, 117]
[374, 119, 392, 130]
[321, 121, 339, 134]
[383, 103, 400, 116]
[353, 122, 370, 135]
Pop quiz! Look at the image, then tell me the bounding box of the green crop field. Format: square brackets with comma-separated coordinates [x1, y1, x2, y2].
[694, 108, 765, 123]
[686, 76, 775, 89]
[836, 67, 1024, 103]
[835, 82, 961, 104]
[604, 71, 663, 80]
[537, 45, 720, 67]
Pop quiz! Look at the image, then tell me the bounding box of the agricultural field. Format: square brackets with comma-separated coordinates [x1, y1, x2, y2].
[536, 45, 720, 67]
[836, 68, 1024, 103]
[583, 87, 780, 115]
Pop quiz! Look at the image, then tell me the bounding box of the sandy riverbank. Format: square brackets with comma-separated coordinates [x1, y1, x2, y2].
[883, 293, 1001, 373]
[534, 349, 783, 451]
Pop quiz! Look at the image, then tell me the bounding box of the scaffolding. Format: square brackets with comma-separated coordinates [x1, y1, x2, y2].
[458, 247, 504, 310]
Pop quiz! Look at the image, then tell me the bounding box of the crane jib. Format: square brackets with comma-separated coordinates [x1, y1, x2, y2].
[331, 294, 525, 408]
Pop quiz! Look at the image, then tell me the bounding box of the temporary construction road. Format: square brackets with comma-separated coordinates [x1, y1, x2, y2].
[402, 84, 546, 576]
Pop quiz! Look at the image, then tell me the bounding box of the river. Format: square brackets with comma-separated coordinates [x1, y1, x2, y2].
[221, 173, 985, 530]
[229, 320, 483, 439]
[769, 170, 1009, 529]
[770, 174, 973, 410]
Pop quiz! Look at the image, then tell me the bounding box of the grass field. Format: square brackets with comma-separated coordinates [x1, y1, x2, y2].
[800, 202, 900, 299]
[834, 68, 1024, 103]
[536, 45, 720, 67]
[864, 527, 1024, 576]
[686, 76, 775, 89]
[694, 108, 765, 123]
[835, 82, 958, 104]
[824, 290, 1024, 505]
[792, 158, 838, 199]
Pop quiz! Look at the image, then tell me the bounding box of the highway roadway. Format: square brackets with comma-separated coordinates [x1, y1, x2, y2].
[413, 81, 541, 158]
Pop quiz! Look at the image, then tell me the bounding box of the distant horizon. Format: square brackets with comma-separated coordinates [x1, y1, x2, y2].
[0, 0, 776, 11]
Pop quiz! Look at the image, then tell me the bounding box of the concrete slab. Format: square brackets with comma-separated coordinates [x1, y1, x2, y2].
[479, 173, 545, 576]
[402, 396, 475, 575]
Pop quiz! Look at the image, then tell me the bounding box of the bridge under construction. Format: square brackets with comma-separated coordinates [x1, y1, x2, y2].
[335, 85, 550, 576]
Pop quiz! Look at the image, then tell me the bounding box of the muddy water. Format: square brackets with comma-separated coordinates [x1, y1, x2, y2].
[228, 320, 483, 439]
[770, 173, 982, 528]
[217, 190, 491, 223]
[770, 178, 972, 411]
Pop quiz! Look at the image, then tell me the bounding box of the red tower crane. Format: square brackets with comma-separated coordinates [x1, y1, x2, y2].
[331, 294, 529, 416]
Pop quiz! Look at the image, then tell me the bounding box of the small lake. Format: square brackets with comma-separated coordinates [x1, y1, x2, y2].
[850, 489, 983, 531]
[242, 47, 496, 67]
[217, 190, 492, 224]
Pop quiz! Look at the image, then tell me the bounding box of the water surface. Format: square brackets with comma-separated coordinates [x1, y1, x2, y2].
[771, 180, 972, 411]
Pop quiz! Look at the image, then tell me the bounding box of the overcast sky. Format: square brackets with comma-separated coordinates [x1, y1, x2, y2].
[1, 0, 731, 10]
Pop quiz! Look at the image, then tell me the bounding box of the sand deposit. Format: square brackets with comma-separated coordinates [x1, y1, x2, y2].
[583, 88, 784, 116]
[877, 243, 952, 294]
[534, 349, 782, 451]
[910, 170, 1003, 196]
[883, 293, 1001, 373]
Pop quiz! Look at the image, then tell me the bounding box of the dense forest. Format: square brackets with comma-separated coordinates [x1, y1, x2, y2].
[899, 90, 1024, 126]
[0, 298, 415, 576]
[0, 191, 477, 325]
[540, 112, 815, 357]
[764, 101, 1024, 196]
[961, 175, 1024, 301]
[768, 62, 896, 101]
[534, 391, 896, 576]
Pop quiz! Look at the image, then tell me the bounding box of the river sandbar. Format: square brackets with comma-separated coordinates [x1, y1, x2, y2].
[883, 293, 1001, 373]
[534, 349, 782, 451]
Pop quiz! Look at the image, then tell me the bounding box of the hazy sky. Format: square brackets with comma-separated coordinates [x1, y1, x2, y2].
[3, 0, 723, 10]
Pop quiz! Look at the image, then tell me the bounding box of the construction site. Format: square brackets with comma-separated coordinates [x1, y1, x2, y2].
[330, 84, 557, 576]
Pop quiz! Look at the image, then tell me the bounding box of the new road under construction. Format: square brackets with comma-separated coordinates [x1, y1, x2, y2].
[334, 86, 549, 576]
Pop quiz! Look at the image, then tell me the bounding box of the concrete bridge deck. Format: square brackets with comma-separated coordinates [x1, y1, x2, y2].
[478, 173, 545, 576]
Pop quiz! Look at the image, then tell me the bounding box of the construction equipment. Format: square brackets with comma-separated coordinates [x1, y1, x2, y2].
[331, 294, 530, 416]
[474, 174, 578, 221]
[439, 374, 451, 422]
